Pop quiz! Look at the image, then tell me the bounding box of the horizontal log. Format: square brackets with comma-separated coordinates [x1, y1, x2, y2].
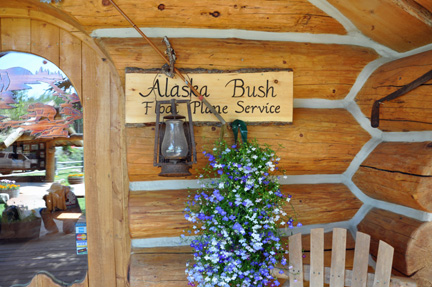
[129, 184, 362, 238]
[129, 249, 354, 287]
[101, 38, 378, 100]
[281, 184, 362, 226]
[357, 208, 432, 276]
[328, 0, 432, 52]
[130, 232, 376, 287]
[54, 0, 346, 35]
[352, 142, 432, 211]
[127, 109, 371, 181]
[356, 50, 432, 132]
[129, 190, 191, 238]
[130, 248, 193, 287]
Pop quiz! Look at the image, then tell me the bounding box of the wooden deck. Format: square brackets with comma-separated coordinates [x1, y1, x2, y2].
[0, 233, 87, 287]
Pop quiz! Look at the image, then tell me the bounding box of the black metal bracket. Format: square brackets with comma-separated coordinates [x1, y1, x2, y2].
[371, 69, 432, 128]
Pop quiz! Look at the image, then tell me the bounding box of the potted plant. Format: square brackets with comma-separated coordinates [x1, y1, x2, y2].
[67, 173, 84, 185]
[183, 140, 300, 287]
[0, 179, 20, 199]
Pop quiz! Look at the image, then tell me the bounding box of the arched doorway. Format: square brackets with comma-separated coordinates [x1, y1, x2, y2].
[0, 2, 130, 287]
[0, 51, 86, 285]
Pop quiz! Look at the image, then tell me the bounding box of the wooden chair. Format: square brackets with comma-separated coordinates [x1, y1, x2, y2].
[273, 228, 417, 287]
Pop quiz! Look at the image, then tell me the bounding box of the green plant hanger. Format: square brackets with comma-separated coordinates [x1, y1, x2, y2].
[230, 120, 248, 144]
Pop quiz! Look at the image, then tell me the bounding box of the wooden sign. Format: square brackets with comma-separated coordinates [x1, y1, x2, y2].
[125, 69, 293, 123]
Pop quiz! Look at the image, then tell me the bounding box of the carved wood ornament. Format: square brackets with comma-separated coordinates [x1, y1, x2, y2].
[0, 66, 82, 140]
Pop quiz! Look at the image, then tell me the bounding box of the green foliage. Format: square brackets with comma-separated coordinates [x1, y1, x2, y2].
[78, 197, 86, 215]
[56, 146, 83, 162]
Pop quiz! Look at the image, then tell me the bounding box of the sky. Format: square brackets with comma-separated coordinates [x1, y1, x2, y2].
[0, 52, 64, 74]
[0, 52, 73, 99]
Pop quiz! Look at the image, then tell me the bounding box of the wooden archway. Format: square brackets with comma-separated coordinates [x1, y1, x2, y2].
[0, 2, 130, 287]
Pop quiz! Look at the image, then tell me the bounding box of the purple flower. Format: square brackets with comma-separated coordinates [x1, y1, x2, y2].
[233, 222, 245, 234]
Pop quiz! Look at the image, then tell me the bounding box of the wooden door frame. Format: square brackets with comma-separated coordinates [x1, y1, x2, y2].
[0, 4, 130, 287]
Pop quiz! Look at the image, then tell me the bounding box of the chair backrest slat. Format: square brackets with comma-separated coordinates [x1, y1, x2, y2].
[289, 232, 304, 287]
[351, 231, 371, 287]
[280, 228, 416, 287]
[310, 228, 324, 287]
[330, 228, 347, 287]
[373, 240, 394, 287]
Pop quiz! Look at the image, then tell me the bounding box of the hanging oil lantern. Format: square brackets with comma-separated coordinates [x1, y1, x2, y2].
[154, 99, 196, 177]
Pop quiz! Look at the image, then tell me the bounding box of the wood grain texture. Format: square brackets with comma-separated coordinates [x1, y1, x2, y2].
[0, 0, 89, 35]
[129, 189, 192, 238]
[127, 109, 371, 181]
[60, 28, 82, 97]
[0, 2, 115, 61]
[416, 0, 432, 12]
[129, 232, 361, 287]
[329, 228, 347, 287]
[27, 274, 88, 287]
[310, 228, 324, 287]
[45, 140, 56, 182]
[129, 184, 362, 238]
[82, 43, 117, 287]
[281, 184, 363, 226]
[53, 0, 346, 35]
[125, 70, 293, 123]
[328, 0, 432, 52]
[279, 230, 366, 286]
[110, 71, 131, 286]
[291, 229, 356, 252]
[373, 240, 394, 287]
[352, 142, 432, 212]
[357, 208, 432, 276]
[0, 5, 129, 287]
[130, 247, 193, 287]
[102, 37, 378, 100]
[1, 18, 31, 52]
[351, 232, 370, 287]
[31, 20, 60, 66]
[289, 233, 304, 287]
[355, 50, 432, 132]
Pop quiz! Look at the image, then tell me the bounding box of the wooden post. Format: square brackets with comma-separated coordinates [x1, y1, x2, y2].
[45, 141, 56, 182]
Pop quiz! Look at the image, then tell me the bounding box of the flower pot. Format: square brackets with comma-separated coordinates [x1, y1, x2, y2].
[0, 218, 41, 239]
[2, 188, 19, 199]
[68, 177, 84, 185]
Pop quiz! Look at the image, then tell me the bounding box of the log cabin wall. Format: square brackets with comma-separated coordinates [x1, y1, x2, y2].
[108, 2, 430, 286]
[114, 10, 430, 287]
[1, 0, 432, 286]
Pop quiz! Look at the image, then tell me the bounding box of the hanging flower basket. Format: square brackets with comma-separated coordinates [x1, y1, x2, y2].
[183, 140, 300, 287]
[67, 174, 84, 185]
[0, 180, 20, 199]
